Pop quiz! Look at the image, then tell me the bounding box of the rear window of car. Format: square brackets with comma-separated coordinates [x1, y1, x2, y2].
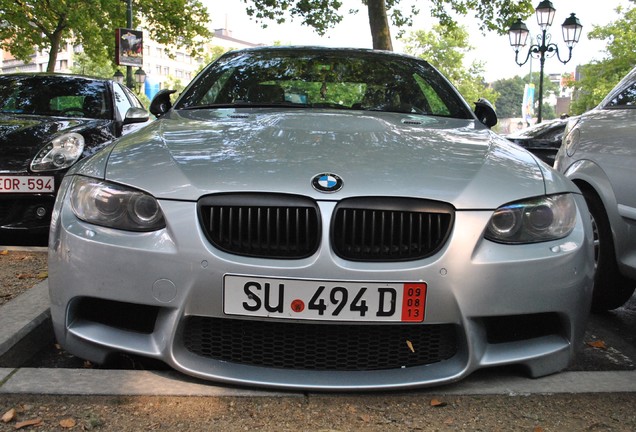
[176, 49, 473, 119]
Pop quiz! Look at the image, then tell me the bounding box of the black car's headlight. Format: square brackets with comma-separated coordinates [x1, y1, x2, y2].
[69, 176, 165, 231]
[30, 132, 85, 172]
[485, 194, 577, 244]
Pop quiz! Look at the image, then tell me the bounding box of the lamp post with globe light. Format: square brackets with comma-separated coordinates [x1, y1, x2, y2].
[113, 0, 146, 94]
[508, 0, 583, 123]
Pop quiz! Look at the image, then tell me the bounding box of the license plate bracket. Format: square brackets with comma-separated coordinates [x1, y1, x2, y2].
[0, 175, 55, 193]
[224, 275, 426, 323]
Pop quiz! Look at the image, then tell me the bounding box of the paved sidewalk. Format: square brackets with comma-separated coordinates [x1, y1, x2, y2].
[1, 280, 636, 397]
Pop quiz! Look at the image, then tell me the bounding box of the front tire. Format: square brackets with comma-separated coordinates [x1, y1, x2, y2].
[584, 190, 636, 311]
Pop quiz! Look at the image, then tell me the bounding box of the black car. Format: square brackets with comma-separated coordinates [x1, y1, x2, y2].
[505, 117, 571, 166]
[0, 73, 150, 244]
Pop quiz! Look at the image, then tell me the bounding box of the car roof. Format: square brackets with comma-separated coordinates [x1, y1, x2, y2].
[221, 45, 428, 63]
[0, 72, 112, 83]
[507, 118, 568, 138]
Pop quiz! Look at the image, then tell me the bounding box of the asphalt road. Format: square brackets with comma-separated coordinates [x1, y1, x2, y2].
[573, 295, 636, 371]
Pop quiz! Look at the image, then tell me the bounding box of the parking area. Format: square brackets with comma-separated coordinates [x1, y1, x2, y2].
[1, 279, 634, 396]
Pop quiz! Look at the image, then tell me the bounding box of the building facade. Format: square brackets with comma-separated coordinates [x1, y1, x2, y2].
[1, 28, 260, 99]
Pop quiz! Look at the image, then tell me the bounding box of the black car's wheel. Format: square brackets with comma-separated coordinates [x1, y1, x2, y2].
[584, 190, 636, 311]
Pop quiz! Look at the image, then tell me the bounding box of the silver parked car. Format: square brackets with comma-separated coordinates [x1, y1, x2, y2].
[49, 47, 593, 390]
[555, 66, 636, 311]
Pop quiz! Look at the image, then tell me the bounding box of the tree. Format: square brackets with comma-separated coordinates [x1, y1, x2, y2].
[491, 76, 526, 118]
[492, 73, 559, 120]
[0, 0, 211, 73]
[403, 25, 498, 107]
[70, 52, 116, 79]
[569, 3, 636, 114]
[243, 0, 534, 50]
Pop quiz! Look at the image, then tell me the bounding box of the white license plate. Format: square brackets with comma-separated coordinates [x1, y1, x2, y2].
[0, 175, 54, 193]
[224, 275, 427, 322]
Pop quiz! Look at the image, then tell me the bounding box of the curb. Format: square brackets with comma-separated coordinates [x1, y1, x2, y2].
[0, 280, 51, 367]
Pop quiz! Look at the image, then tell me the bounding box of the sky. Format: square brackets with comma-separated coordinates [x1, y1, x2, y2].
[204, 0, 630, 82]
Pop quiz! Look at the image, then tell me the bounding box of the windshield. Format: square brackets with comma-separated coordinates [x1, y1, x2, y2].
[0, 75, 112, 120]
[176, 49, 473, 119]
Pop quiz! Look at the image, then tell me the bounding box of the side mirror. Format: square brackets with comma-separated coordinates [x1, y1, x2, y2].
[122, 107, 150, 125]
[474, 98, 498, 128]
[149, 89, 177, 118]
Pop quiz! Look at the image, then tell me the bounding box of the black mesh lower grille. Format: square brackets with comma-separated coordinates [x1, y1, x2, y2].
[182, 317, 458, 371]
[0, 196, 54, 228]
[198, 193, 320, 259]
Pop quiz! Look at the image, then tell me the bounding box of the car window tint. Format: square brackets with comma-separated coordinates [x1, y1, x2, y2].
[113, 83, 134, 119]
[49, 96, 83, 112]
[413, 75, 450, 116]
[606, 82, 636, 108]
[200, 68, 234, 105]
[176, 50, 473, 119]
[0, 75, 111, 119]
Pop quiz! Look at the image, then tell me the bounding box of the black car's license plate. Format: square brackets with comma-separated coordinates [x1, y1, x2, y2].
[0, 175, 54, 193]
[224, 275, 426, 322]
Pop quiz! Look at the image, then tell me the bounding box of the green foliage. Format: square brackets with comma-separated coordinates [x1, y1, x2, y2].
[491, 76, 526, 118]
[569, 4, 636, 114]
[0, 0, 211, 73]
[491, 73, 559, 120]
[70, 52, 117, 79]
[241, 0, 535, 50]
[244, 0, 345, 34]
[428, 0, 534, 34]
[402, 25, 498, 107]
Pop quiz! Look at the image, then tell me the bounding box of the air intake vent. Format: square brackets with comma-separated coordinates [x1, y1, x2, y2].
[332, 197, 454, 261]
[198, 193, 320, 259]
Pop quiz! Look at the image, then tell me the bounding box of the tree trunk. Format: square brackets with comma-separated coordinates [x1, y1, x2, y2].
[46, 29, 63, 72]
[366, 0, 393, 51]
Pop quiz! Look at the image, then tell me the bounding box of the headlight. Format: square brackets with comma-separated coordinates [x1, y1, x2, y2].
[69, 176, 165, 231]
[485, 194, 577, 244]
[30, 132, 85, 171]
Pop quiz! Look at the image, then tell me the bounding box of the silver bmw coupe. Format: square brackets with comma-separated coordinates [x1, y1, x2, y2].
[48, 47, 594, 390]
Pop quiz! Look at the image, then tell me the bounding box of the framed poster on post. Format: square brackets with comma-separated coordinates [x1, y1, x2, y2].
[115, 28, 143, 67]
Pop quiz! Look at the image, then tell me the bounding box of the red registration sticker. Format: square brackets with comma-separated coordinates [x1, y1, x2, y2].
[401, 283, 427, 322]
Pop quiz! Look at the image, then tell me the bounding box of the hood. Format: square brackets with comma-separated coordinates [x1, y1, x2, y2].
[102, 109, 547, 209]
[0, 113, 100, 173]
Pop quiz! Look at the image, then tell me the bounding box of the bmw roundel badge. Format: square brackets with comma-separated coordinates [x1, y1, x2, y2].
[312, 173, 343, 193]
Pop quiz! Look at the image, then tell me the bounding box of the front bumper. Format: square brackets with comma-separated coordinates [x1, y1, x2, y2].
[48, 195, 594, 390]
[0, 193, 56, 234]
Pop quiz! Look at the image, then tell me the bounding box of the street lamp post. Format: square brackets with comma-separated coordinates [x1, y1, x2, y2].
[113, 70, 124, 84]
[134, 67, 146, 94]
[126, 0, 134, 89]
[508, 1, 583, 123]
